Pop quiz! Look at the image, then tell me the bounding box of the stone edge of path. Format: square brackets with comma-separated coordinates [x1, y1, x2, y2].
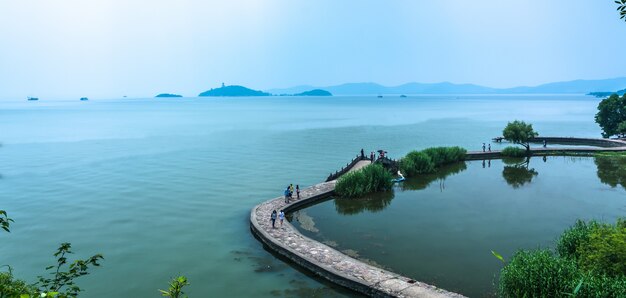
[250, 173, 465, 297]
[250, 137, 626, 297]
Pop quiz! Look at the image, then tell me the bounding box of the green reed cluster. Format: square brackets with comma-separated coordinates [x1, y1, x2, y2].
[498, 218, 626, 297]
[335, 163, 393, 198]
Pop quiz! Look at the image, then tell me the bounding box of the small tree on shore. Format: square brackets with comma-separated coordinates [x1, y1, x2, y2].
[503, 120, 538, 152]
[595, 94, 626, 138]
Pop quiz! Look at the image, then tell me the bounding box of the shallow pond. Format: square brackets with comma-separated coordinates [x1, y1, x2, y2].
[291, 155, 626, 297]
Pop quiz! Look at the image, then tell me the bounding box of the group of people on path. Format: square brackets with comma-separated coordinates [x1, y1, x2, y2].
[283, 183, 300, 203]
[270, 209, 285, 229]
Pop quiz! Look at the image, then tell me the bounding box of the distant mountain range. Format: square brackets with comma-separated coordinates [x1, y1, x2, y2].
[266, 77, 626, 95]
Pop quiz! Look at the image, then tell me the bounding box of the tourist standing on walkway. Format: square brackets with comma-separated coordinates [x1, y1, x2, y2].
[488, 144, 491, 152]
[296, 185, 300, 199]
[279, 210, 285, 226]
[271, 210, 277, 228]
[370, 152, 374, 161]
[543, 140, 547, 148]
[361, 148, 364, 158]
[289, 184, 294, 198]
[482, 143, 486, 152]
[284, 187, 290, 203]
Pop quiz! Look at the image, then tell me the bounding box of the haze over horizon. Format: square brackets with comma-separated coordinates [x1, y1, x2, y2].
[1, 0, 626, 100]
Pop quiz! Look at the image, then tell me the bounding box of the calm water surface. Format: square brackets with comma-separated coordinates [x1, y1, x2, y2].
[292, 157, 626, 297]
[0, 95, 608, 297]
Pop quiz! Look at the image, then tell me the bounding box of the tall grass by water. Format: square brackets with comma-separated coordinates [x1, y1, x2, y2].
[501, 146, 528, 158]
[334, 163, 393, 198]
[399, 146, 467, 177]
[498, 218, 626, 297]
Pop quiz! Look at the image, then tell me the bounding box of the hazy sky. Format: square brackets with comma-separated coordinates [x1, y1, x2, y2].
[1, 0, 626, 99]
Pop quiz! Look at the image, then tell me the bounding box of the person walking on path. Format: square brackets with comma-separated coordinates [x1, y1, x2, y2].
[370, 152, 374, 161]
[488, 144, 491, 152]
[289, 184, 294, 199]
[279, 210, 285, 227]
[270, 210, 277, 228]
[543, 140, 547, 148]
[284, 187, 290, 203]
[296, 185, 300, 199]
[482, 143, 486, 152]
[360, 148, 364, 158]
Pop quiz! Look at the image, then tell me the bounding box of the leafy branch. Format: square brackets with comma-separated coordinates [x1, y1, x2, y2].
[36, 243, 104, 297]
[159, 276, 190, 298]
[616, 0, 626, 21]
[0, 210, 13, 233]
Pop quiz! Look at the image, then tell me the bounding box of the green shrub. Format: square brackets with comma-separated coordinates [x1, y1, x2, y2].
[577, 219, 626, 277]
[421, 146, 467, 167]
[0, 271, 36, 297]
[577, 271, 626, 298]
[399, 151, 435, 177]
[501, 146, 528, 158]
[335, 163, 393, 198]
[556, 219, 597, 261]
[498, 249, 580, 298]
[500, 218, 626, 297]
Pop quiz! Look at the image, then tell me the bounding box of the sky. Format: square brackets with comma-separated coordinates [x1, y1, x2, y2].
[1, 0, 626, 99]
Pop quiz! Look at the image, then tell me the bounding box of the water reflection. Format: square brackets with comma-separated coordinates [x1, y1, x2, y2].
[401, 162, 467, 191]
[334, 191, 394, 215]
[594, 155, 626, 190]
[501, 157, 538, 188]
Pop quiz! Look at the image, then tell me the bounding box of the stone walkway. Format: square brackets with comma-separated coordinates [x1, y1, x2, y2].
[251, 137, 626, 297]
[250, 160, 464, 298]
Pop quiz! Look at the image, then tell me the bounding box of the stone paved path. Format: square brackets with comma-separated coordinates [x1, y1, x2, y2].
[250, 160, 464, 298]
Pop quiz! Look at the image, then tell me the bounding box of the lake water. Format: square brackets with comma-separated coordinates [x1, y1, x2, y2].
[0, 95, 609, 297]
[291, 156, 626, 297]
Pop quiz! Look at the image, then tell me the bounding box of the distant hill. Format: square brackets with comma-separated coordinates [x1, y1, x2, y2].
[155, 93, 182, 98]
[199, 85, 269, 97]
[267, 77, 626, 95]
[294, 89, 332, 96]
[588, 88, 626, 98]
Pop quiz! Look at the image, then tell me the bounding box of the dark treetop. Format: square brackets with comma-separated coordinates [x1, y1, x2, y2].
[588, 88, 626, 98]
[198, 85, 270, 97]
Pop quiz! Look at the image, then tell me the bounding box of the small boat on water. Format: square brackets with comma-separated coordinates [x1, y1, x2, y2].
[377, 95, 383, 98]
[27, 97, 39, 101]
[400, 94, 407, 98]
[80, 97, 89, 101]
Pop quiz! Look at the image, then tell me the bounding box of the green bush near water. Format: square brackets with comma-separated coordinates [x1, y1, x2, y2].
[335, 163, 393, 198]
[501, 146, 528, 158]
[399, 147, 466, 178]
[499, 218, 626, 297]
[399, 151, 435, 177]
[421, 146, 467, 167]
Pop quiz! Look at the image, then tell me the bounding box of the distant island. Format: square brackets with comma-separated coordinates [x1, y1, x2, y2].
[267, 77, 626, 95]
[156, 93, 183, 98]
[294, 89, 332, 96]
[587, 88, 626, 98]
[199, 85, 270, 97]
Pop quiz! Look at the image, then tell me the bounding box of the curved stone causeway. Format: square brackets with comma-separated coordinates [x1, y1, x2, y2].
[250, 137, 626, 297]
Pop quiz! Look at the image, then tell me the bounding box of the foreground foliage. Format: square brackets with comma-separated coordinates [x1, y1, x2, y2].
[159, 276, 190, 298]
[335, 163, 393, 198]
[499, 218, 626, 297]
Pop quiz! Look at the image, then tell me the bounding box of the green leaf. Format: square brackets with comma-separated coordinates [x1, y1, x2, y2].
[573, 278, 584, 295]
[491, 250, 505, 263]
